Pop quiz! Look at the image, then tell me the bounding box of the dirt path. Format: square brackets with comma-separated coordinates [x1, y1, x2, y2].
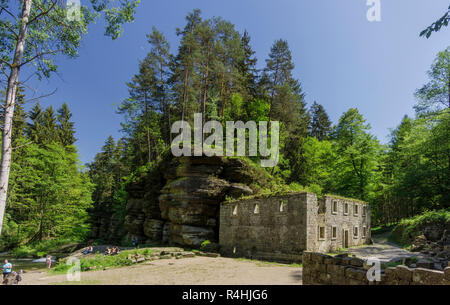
[21, 256, 302, 285]
[345, 233, 428, 263]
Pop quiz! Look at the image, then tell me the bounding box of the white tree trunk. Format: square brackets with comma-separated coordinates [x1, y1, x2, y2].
[0, 0, 33, 238]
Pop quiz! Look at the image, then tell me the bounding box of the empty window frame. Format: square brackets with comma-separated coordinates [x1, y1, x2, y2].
[354, 204, 359, 216]
[344, 202, 349, 215]
[332, 226, 337, 240]
[318, 226, 326, 240]
[353, 226, 359, 238]
[362, 206, 367, 217]
[362, 226, 367, 238]
[232, 205, 238, 216]
[280, 200, 287, 212]
[332, 201, 338, 214]
[254, 204, 260, 214]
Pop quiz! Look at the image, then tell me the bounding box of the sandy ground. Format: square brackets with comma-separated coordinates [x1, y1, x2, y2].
[19, 233, 425, 285]
[21, 256, 303, 285]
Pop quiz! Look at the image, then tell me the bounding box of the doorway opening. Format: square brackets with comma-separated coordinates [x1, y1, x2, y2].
[343, 230, 349, 248]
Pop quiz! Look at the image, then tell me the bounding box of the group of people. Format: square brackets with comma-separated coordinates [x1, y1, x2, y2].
[82, 246, 94, 255]
[105, 246, 120, 256]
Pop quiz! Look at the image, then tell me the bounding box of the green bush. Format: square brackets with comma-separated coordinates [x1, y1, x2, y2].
[200, 240, 211, 251]
[389, 209, 450, 247]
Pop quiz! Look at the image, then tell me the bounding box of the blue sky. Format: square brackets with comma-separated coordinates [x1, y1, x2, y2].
[24, 0, 450, 164]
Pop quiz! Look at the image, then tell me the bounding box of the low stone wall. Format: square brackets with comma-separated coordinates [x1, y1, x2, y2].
[302, 252, 450, 285]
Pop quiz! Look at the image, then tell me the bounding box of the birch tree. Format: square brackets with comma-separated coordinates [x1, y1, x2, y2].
[0, 0, 140, 238]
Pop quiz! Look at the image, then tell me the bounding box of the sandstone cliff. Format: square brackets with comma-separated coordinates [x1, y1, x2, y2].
[123, 156, 274, 248]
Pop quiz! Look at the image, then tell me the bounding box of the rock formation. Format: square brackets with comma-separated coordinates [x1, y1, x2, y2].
[123, 156, 272, 248]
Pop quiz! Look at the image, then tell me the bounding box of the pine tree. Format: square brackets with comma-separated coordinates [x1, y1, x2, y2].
[88, 136, 128, 241]
[146, 27, 173, 144]
[41, 106, 58, 145]
[26, 103, 44, 144]
[57, 103, 77, 147]
[172, 9, 202, 124]
[212, 18, 244, 119]
[263, 39, 299, 123]
[118, 55, 159, 164]
[239, 30, 258, 101]
[195, 19, 216, 125]
[310, 102, 332, 141]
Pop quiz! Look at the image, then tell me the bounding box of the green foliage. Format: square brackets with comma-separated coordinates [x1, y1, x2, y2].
[420, 5, 450, 38]
[1, 0, 139, 80]
[309, 102, 332, 141]
[331, 108, 381, 201]
[414, 47, 449, 114]
[301, 137, 335, 194]
[373, 108, 449, 224]
[2, 101, 93, 250]
[247, 99, 270, 122]
[10, 237, 78, 258]
[389, 209, 450, 247]
[200, 240, 211, 251]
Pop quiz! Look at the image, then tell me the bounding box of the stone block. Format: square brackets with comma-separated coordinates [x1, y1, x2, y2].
[302, 252, 312, 263]
[346, 267, 367, 282]
[413, 268, 444, 285]
[445, 267, 450, 281]
[311, 253, 328, 264]
[324, 257, 335, 265]
[316, 263, 327, 273]
[342, 257, 353, 265]
[395, 265, 413, 282]
[350, 258, 364, 267]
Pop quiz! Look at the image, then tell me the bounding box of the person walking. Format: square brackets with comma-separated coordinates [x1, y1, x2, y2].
[46, 256, 52, 269]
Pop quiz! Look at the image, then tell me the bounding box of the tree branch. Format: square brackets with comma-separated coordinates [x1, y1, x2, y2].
[19, 49, 64, 67]
[27, 0, 58, 25]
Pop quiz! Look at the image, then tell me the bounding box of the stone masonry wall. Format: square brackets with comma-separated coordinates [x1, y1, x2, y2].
[303, 252, 450, 285]
[220, 192, 371, 262]
[220, 192, 314, 263]
[307, 196, 371, 253]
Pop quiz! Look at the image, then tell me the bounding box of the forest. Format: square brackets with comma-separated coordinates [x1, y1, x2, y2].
[0, 5, 448, 250]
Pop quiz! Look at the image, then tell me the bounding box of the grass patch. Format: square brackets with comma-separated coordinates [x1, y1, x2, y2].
[381, 261, 403, 269]
[371, 223, 397, 235]
[50, 248, 156, 274]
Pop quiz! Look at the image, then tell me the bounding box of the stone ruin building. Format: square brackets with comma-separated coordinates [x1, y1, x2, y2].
[220, 192, 371, 262]
[92, 156, 370, 262]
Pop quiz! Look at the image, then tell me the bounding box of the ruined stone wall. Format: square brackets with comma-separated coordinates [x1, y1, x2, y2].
[219, 193, 313, 263]
[219, 193, 371, 262]
[303, 252, 450, 285]
[307, 196, 371, 252]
